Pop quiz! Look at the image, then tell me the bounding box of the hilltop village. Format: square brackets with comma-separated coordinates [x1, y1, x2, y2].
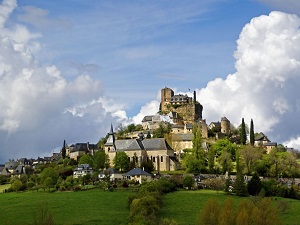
[0, 86, 294, 177]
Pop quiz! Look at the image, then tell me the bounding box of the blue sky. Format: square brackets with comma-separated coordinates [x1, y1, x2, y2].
[1, 0, 300, 162]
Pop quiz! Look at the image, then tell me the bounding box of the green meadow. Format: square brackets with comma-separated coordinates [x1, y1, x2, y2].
[160, 190, 300, 225]
[0, 188, 131, 225]
[1, 188, 300, 225]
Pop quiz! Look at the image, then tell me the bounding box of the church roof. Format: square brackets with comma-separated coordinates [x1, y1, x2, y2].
[113, 138, 172, 151]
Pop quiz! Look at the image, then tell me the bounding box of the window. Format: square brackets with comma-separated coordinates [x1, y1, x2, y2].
[153, 157, 155, 162]
[161, 156, 163, 162]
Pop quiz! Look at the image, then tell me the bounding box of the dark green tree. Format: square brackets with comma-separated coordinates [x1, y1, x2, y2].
[247, 172, 262, 196]
[11, 180, 23, 192]
[183, 175, 194, 190]
[61, 140, 66, 159]
[234, 150, 248, 196]
[141, 160, 155, 173]
[153, 122, 172, 138]
[78, 154, 94, 166]
[94, 150, 108, 170]
[146, 131, 151, 139]
[114, 152, 130, 171]
[240, 118, 247, 145]
[250, 119, 254, 146]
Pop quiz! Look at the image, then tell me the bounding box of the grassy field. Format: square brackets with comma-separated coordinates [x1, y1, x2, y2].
[159, 190, 300, 225]
[0, 188, 132, 225]
[0, 184, 10, 193]
[1, 187, 300, 225]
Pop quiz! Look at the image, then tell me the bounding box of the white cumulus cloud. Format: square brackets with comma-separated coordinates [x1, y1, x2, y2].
[196, 11, 300, 149]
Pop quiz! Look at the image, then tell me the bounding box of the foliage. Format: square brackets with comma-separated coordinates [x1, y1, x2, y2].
[247, 173, 262, 196]
[250, 119, 254, 146]
[33, 201, 54, 225]
[141, 160, 155, 173]
[197, 198, 220, 225]
[39, 167, 59, 188]
[113, 152, 130, 171]
[78, 154, 94, 166]
[202, 178, 225, 191]
[97, 134, 109, 150]
[240, 118, 247, 145]
[183, 175, 194, 190]
[218, 198, 235, 225]
[153, 122, 172, 138]
[161, 190, 297, 225]
[11, 180, 23, 192]
[240, 145, 262, 175]
[94, 150, 109, 170]
[129, 195, 160, 225]
[61, 140, 66, 159]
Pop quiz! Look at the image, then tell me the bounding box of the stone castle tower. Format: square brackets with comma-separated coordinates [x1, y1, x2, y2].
[160, 87, 203, 123]
[221, 117, 230, 135]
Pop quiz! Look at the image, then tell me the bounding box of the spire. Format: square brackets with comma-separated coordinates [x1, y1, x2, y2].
[109, 123, 114, 134]
[106, 123, 115, 146]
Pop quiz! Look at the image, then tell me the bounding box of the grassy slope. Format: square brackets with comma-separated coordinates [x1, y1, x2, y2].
[0, 189, 131, 225]
[0, 184, 10, 193]
[159, 190, 300, 225]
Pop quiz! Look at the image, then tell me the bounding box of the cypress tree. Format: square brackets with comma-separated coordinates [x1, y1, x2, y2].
[62, 140, 66, 159]
[250, 119, 254, 146]
[234, 149, 248, 197]
[240, 118, 247, 145]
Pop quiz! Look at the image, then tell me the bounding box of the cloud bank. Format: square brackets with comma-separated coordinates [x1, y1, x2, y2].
[0, 0, 127, 162]
[196, 11, 300, 148]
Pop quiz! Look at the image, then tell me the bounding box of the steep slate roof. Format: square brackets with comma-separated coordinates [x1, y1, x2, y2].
[99, 168, 121, 175]
[255, 132, 270, 142]
[114, 138, 172, 151]
[142, 115, 154, 122]
[123, 168, 151, 176]
[142, 138, 172, 150]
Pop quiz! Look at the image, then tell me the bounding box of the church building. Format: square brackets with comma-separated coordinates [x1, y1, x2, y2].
[104, 125, 180, 171]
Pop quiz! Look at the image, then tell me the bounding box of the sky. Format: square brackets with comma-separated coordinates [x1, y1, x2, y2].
[1, 0, 300, 163]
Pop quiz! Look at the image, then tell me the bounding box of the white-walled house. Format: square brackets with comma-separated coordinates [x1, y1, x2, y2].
[98, 168, 123, 182]
[122, 168, 152, 184]
[73, 164, 94, 179]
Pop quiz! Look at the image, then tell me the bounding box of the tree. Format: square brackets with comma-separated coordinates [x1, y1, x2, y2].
[236, 199, 254, 225]
[240, 145, 262, 175]
[183, 175, 194, 190]
[192, 123, 205, 160]
[130, 195, 160, 225]
[247, 173, 262, 196]
[34, 201, 54, 225]
[153, 122, 171, 138]
[44, 177, 54, 191]
[211, 139, 237, 161]
[240, 118, 247, 145]
[141, 160, 155, 173]
[234, 150, 248, 196]
[11, 180, 23, 192]
[218, 198, 235, 225]
[218, 151, 233, 174]
[40, 167, 59, 189]
[114, 152, 129, 171]
[61, 140, 66, 159]
[250, 119, 254, 146]
[197, 198, 220, 225]
[94, 150, 108, 170]
[78, 154, 94, 166]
